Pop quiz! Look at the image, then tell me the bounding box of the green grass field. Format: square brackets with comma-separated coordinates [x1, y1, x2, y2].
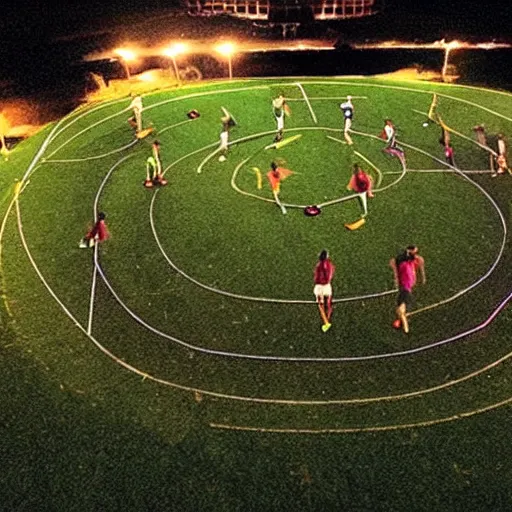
[1, 77, 511, 511]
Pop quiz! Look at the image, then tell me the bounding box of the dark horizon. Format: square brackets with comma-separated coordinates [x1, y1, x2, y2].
[0, 0, 510, 129]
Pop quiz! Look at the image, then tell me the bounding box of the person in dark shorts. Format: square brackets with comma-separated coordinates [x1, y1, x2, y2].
[390, 246, 426, 333]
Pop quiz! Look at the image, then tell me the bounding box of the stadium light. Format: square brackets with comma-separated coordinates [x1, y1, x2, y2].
[441, 40, 462, 82]
[114, 48, 137, 79]
[215, 42, 236, 80]
[163, 43, 188, 84]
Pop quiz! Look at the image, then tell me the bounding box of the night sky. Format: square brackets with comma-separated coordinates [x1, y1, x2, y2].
[2, 0, 510, 36]
[0, 0, 510, 105]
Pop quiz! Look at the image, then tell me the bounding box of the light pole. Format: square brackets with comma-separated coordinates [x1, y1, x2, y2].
[441, 40, 460, 82]
[215, 42, 236, 80]
[114, 48, 137, 80]
[163, 43, 188, 84]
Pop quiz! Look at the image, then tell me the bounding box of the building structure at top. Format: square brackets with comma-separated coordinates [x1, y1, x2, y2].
[186, 0, 382, 23]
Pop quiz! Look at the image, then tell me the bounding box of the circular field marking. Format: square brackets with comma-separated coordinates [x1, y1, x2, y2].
[4, 78, 511, 431]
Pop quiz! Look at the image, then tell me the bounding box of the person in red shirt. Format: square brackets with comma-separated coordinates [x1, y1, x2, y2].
[80, 212, 110, 248]
[389, 245, 426, 333]
[266, 161, 294, 215]
[346, 163, 374, 218]
[314, 249, 335, 332]
[444, 143, 454, 167]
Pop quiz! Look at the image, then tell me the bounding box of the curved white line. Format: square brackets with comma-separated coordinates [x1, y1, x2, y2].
[296, 82, 317, 124]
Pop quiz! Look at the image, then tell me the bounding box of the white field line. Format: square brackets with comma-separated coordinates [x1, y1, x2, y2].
[209, 393, 512, 433]
[411, 108, 498, 155]
[87, 247, 98, 335]
[44, 140, 138, 163]
[326, 135, 347, 144]
[158, 117, 198, 135]
[395, 169, 494, 174]
[88, 154, 136, 335]
[11, 185, 512, 401]
[4, 77, 510, 397]
[286, 96, 368, 101]
[300, 80, 512, 123]
[295, 82, 317, 124]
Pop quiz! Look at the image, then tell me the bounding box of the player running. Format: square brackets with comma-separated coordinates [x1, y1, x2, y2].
[266, 161, 294, 215]
[389, 245, 426, 333]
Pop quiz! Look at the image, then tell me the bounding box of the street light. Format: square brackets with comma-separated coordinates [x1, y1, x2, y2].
[163, 43, 188, 84]
[114, 48, 137, 79]
[441, 40, 461, 82]
[215, 42, 236, 80]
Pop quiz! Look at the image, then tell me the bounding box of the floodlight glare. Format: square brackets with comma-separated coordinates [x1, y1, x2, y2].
[215, 42, 235, 57]
[114, 48, 137, 79]
[163, 42, 188, 58]
[114, 48, 137, 61]
[163, 43, 188, 84]
[215, 42, 236, 80]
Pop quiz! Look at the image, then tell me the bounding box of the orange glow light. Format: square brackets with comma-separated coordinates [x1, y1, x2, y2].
[163, 43, 188, 58]
[114, 48, 137, 61]
[215, 42, 236, 57]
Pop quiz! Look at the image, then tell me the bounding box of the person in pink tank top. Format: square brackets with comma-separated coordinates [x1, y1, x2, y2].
[390, 245, 426, 334]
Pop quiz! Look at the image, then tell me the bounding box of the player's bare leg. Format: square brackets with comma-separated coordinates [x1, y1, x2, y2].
[273, 191, 287, 215]
[326, 296, 333, 321]
[396, 303, 409, 334]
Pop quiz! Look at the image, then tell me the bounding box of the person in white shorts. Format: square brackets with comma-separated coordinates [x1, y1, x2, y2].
[272, 94, 288, 143]
[313, 249, 335, 332]
[128, 95, 143, 134]
[218, 108, 236, 162]
[339, 95, 354, 145]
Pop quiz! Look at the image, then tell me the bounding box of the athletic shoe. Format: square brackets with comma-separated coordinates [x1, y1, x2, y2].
[321, 322, 332, 332]
[219, 155, 227, 162]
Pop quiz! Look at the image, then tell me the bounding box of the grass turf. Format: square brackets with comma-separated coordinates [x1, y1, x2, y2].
[0, 77, 511, 511]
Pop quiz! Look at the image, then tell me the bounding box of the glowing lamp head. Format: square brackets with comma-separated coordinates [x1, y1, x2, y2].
[215, 42, 236, 57]
[163, 43, 188, 58]
[114, 48, 136, 61]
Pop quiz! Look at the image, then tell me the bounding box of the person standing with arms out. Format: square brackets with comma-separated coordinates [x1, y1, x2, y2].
[314, 250, 335, 332]
[389, 245, 426, 334]
[339, 95, 354, 145]
[272, 94, 289, 143]
[346, 163, 374, 218]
